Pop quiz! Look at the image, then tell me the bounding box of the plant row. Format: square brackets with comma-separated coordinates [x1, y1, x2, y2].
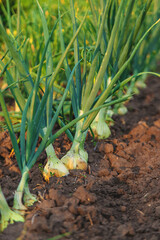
[0, 0, 160, 232]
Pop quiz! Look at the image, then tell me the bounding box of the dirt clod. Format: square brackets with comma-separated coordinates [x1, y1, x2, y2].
[73, 186, 97, 204]
[155, 206, 160, 218]
[117, 223, 135, 236]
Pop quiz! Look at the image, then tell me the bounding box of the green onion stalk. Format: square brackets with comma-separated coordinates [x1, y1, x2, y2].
[88, 0, 160, 136]
[0, 0, 67, 184]
[58, 0, 160, 174]
[42, 0, 88, 178]
[112, 0, 160, 115]
[36, 0, 69, 181]
[0, 186, 24, 232]
[0, 1, 87, 217]
[0, 88, 37, 212]
[90, 76, 113, 139]
[13, 167, 36, 211]
[0, 1, 87, 184]
[0, 47, 83, 214]
[111, 88, 129, 116]
[49, 0, 89, 172]
[59, 0, 127, 171]
[61, 110, 88, 170]
[0, 83, 65, 218]
[90, 108, 111, 139]
[42, 127, 69, 182]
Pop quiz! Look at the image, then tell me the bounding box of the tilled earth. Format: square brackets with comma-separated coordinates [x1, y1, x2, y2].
[0, 74, 160, 240]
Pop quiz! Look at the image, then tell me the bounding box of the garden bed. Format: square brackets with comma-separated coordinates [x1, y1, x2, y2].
[0, 73, 160, 240]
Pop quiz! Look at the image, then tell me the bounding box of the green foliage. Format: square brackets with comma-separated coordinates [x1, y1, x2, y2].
[0, 0, 160, 231]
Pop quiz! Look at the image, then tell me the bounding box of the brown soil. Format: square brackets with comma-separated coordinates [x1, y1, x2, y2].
[0, 74, 160, 240]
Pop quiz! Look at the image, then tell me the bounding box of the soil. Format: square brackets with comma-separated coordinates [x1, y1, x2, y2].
[0, 73, 160, 240]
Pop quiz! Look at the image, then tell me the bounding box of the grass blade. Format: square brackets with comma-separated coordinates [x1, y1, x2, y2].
[25, 23, 58, 162]
[0, 22, 33, 95]
[0, 60, 26, 112]
[36, 0, 54, 126]
[70, 0, 82, 109]
[47, 11, 87, 91]
[20, 91, 33, 168]
[6, 0, 12, 32]
[58, 2, 78, 117]
[0, 90, 21, 170]
[89, 0, 98, 27]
